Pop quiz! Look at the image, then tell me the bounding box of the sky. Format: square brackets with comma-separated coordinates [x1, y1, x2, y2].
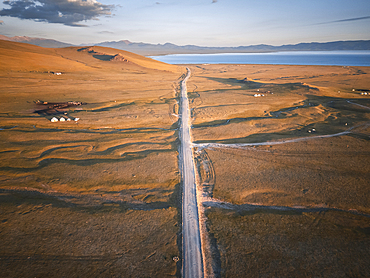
[0, 0, 369, 47]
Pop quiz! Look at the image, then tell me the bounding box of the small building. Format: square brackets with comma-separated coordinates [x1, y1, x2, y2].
[50, 117, 58, 122]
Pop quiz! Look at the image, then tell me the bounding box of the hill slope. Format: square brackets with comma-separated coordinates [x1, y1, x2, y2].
[0, 39, 91, 72]
[0, 40, 180, 73]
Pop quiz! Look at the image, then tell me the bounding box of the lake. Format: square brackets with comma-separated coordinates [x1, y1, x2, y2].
[149, 51, 370, 66]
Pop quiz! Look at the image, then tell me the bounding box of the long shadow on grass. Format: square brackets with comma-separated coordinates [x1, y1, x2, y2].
[23, 126, 176, 134]
[93, 141, 175, 156]
[0, 188, 174, 213]
[192, 99, 319, 129]
[203, 201, 370, 219]
[192, 96, 370, 132]
[38, 145, 88, 158]
[193, 96, 370, 144]
[0, 253, 129, 262]
[203, 76, 319, 93]
[0, 149, 175, 173]
[83, 101, 135, 112]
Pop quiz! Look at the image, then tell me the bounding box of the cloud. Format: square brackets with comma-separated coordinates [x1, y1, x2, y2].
[98, 30, 114, 34]
[0, 0, 114, 27]
[316, 15, 370, 25]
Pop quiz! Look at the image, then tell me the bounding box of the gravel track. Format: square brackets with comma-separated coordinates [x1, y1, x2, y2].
[179, 68, 204, 278]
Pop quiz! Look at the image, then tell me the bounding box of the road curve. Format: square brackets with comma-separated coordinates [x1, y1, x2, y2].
[179, 68, 204, 278]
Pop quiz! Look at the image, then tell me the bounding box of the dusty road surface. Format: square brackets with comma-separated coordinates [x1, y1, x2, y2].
[180, 68, 204, 278]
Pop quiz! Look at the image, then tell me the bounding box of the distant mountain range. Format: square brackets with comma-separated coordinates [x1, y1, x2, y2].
[1, 34, 369, 56]
[95, 40, 370, 56]
[0, 34, 73, 48]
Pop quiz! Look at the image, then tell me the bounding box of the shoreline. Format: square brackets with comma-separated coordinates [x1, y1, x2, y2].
[149, 51, 370, 67]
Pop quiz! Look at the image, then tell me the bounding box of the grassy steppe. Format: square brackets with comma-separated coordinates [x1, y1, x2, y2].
[188, 65, 370, 143]
[188, 64, 370, 277]
[207, 208, 370, 278]
[0, 40, 185, 277]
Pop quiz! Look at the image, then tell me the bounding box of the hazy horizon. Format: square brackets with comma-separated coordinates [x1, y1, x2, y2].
[0, 0, 369, 47]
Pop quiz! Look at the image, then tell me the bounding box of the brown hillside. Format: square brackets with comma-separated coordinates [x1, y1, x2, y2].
[0, 39, 184, 278]
[110, 53, 129, 62]
[0, 40, 180, 73]
[0, 40, 91, 73]
[0, 39, 184, 115]
[56, 45, 179, 72]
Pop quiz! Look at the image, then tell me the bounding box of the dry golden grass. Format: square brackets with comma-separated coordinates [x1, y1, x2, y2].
[187, 64, 370, 143]
[189, 64, 370, 210]
[206, 135, 370, 213]
[207, 208, 370, 278]
[0, 40, 185, 277]
[0, 191, 180, 277]
[2, 40, 370, 276]
[189, 64, 370, 277]
[0, 40, 184, 196]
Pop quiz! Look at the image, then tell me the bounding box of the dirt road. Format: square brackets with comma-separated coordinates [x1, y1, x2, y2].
[179, 68, 204, 278]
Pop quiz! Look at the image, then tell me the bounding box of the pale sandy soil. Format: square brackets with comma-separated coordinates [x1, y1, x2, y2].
[187, 64, 370, 277]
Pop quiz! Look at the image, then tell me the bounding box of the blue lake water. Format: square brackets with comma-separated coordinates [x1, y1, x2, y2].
[149, 51, 370, 66]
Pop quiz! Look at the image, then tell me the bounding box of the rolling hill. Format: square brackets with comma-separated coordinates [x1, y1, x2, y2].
[0, 39, 180, 73]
